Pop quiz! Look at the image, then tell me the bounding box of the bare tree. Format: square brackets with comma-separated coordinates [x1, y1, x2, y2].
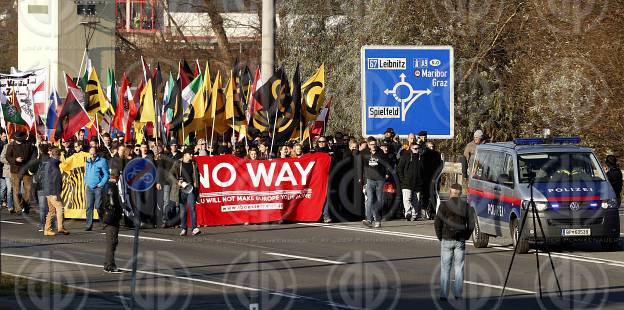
[203, 0, 234, 67]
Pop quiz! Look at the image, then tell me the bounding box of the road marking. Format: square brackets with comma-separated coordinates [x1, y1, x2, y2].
[300, 223, 624, 268]
[463, 280, 535, 294]
[265, 252, 346, 265]
[1, 220, 24, 225]
[1, 252, 361, 310]
[1, 253, 260, 291]
[99, 233, 173, 242]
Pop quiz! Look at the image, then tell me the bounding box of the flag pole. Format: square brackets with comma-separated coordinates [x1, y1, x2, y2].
[76, 48, 87, 80]
[62, 71, 69, 93]
[269, 105, 279, 160]
[209, 116, 216, 156]
[95, 113, 102, 146]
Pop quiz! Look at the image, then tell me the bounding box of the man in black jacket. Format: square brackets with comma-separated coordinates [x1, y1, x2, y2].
[397, 142, 423, 221]
[360, 138, 388, 228]
[42, 148, 69, 236]
[434, 184, 474, 301]
[102, 166, 123, 273]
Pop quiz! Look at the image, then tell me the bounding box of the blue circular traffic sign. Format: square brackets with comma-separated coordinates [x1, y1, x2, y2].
[123, 158, 157, 192]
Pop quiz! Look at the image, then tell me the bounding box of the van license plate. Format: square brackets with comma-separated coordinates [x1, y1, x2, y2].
[562, 229, 590, 236]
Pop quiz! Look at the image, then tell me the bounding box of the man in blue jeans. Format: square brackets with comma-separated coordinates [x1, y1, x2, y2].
[173, 149, 200, 236]
[85, 146, 109, 231]
[360, 138, 389, 228]
[434, 184, 474, 301]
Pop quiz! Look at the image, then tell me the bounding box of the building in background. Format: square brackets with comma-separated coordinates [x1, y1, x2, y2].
[18, 0, 115, 96]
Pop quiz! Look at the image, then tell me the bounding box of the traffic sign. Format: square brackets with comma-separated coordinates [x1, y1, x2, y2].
[123, 158, 157, 192]
[361, 46, 454, 138]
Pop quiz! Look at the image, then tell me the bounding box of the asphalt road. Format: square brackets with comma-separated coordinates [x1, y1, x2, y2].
[1, 208, 623, 310]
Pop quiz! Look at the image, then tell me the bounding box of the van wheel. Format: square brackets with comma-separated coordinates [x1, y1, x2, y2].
[472, 210, 489, 248]
[511, 218, 529, 254]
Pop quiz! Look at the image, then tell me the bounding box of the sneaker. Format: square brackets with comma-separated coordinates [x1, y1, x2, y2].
[38, 228, 43, 232]
[405, 213, 412, 221]
[179, 229, 187, 236]
[192, 228, 201, 236]
[439, 297, 448, 302]
[44, 231, 56, 236]
[85, 226, 92, 231]
[323, 217, 332, 223]
[373, 221, 381, 228]
[57, 230, 70, 235]
[104, 268, 123, 274]
[362, 220, 372, 228]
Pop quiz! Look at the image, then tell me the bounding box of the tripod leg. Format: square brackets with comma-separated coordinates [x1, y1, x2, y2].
[500, 204, 531, 299]
[531, 202, 542, 298]
[533, 207, 563, 297]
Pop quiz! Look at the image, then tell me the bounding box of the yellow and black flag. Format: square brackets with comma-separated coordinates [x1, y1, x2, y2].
[209, 71, 229, 135]
[85, 68, 110, 118]
[225, 69, 247, 138]
[301, 64, 325, 126]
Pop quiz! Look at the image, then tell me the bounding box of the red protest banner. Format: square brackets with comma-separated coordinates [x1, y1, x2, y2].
[194, 153, 331, 226]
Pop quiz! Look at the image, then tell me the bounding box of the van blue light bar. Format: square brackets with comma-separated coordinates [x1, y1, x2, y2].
[552, 137, 581, 144]
[513, 138, 544, 145]
[513, 137, 581, 145]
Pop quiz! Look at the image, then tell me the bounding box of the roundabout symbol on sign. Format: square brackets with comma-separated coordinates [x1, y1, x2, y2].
[123, 158, 157, 192]
[384, 73, 432, 121]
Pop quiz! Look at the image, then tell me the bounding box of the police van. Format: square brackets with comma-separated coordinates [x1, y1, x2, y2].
[468, 137, 620, 253]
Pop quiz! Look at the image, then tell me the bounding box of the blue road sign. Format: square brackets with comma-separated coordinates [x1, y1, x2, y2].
[361, 46, 454, 138]
[123, 158, 157, 192]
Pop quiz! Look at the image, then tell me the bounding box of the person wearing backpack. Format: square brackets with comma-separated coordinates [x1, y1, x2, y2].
[434, 183, 474, 301]
[43, 148, 69, 236]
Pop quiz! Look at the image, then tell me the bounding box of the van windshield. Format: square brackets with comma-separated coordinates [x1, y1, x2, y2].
[517, 152, 606, 183]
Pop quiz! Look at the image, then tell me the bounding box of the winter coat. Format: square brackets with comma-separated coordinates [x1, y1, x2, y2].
[397, 152, 424, 191]
[0, 146, 9, 178]
[168, 160, 199, 204]
[434, 197, 475, 241]
[5, 141, 36, 174]
[43, 157, 62, 196]
[85, 156, 109, 189]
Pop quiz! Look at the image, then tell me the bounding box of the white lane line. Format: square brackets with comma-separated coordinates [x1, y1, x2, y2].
[265, 252, 346, 265]
[1, 252, 362, 310]
[1, 220, 24, 225]
[1, 253, 260, 292]
[463, 280, 535, 294]
[99, 233, 173, 242]
[300, 223, 624, 268]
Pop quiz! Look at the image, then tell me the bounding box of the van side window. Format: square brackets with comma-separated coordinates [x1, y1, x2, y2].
[486, 152, 505, 183]
[502, 154, 515, 188]
[472, 150, 488, 180]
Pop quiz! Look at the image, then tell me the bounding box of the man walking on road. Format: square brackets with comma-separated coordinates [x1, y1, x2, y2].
[360, 137, 389, 228]
[85, 146, 110, 231]
[397, 142, 423, 221]
[6, 131, 36, 214]
[42, 148, 69, 236]
[434, 183, 474, 301]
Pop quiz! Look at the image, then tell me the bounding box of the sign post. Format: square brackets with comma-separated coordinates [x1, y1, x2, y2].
[122, 158, 157, 310]
[361, 46, 454, 138]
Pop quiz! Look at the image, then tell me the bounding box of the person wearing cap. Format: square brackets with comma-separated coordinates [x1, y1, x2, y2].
[169, 149, 201, 236]
[434, 183, 474, 301]
[101, 162, 123, 273]
[169, 138, 183, 160]
[383, 128, 401, 156]
[463, 130, 484, 180]
[606, 154, 622, 207]
[6, 131, 37, 214]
